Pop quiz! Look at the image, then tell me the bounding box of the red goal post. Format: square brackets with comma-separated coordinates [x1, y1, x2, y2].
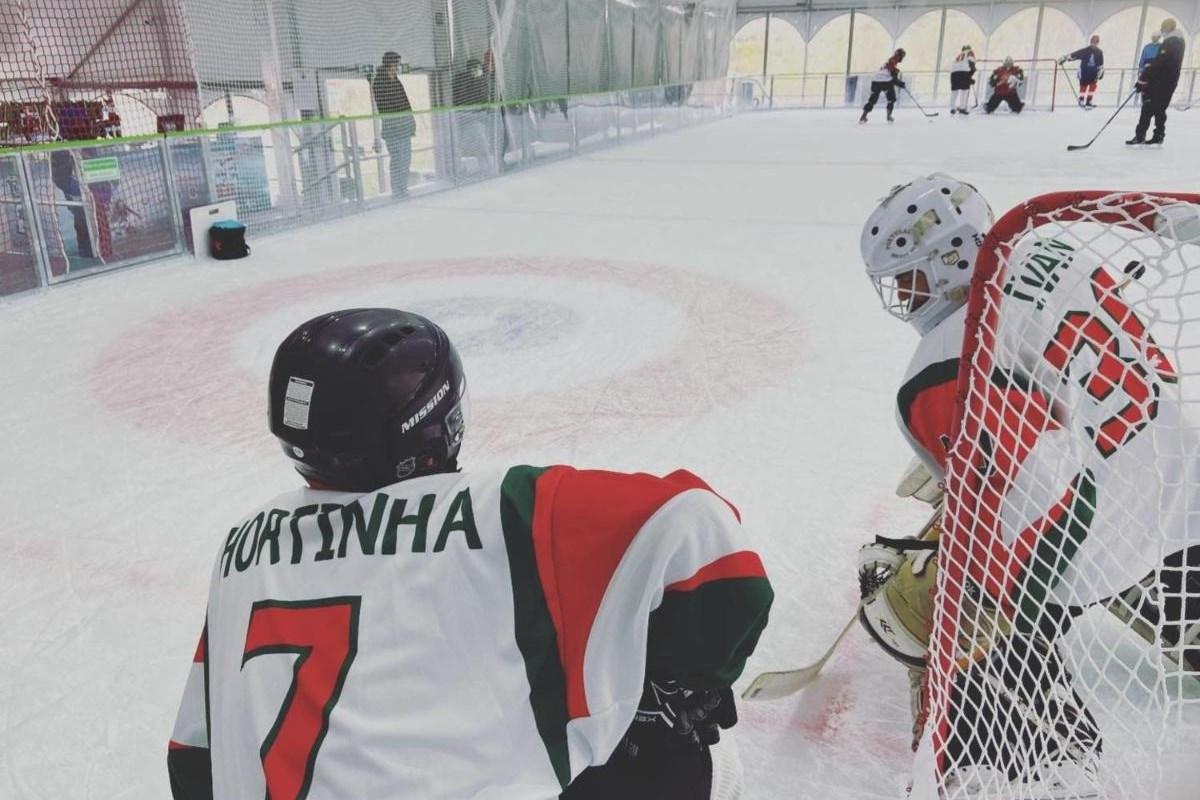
[920, 190, 1200, 800]
[971, 58, 1064, 111]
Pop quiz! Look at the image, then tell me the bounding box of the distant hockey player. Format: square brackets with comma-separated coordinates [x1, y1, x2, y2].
[167, 308, 773, 800]
[1128, 18, 1186, 145]
[984, 57, 1025, 114]
[860, 48, 906, 124]
[948, 45, 977, 115]
[1060, 35, 1104, 107]
[1139, 31, 1162, 76]
[856, 174, 1200, 796]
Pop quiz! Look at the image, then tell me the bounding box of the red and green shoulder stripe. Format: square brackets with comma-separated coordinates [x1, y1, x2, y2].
[499, 465, 772, 787]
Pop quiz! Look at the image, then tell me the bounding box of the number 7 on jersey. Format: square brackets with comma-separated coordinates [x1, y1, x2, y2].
[242, 597, 362, 800]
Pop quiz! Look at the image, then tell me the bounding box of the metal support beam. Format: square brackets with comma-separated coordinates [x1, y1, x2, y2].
[65, 0, 148, 81]
[845, 8, 855, 77]
[762, 13, 771, 78]
[932, 7, 948, 103]
[1031, 2, 1045, 105]
[1133, 0, 1150, 72]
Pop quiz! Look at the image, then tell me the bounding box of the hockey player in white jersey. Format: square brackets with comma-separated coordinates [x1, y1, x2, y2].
[855, 175, 1200, 797]
[948, 45, 977, 115]
[167, 308, 773, 800]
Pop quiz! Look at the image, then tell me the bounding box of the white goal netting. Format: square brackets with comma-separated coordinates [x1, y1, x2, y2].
[918, 191, 1200, 800]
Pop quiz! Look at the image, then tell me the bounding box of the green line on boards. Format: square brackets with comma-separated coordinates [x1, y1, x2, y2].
[0, 80, 728, 156]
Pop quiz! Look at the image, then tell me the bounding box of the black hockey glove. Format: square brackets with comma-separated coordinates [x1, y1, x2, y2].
[896, 79, 907, 88]
[622, 679, 737, 760]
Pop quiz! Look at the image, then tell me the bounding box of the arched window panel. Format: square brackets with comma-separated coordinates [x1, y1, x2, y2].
[763, 13, 810, 106]
[806, 13, 853, 75]
[765, 17, 806, 76]
[988, 7, 1041, 62]
[896, 11, 943, 73]
[729, 16, 766, 77]
[847, 13, 893, 75]
[1036, 8, 1086, 63]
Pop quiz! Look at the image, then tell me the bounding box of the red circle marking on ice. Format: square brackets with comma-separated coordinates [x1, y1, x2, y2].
[90, 257, 804, 449]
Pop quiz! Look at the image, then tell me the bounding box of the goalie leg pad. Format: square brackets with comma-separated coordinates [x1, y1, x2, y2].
[1159, 545, 1200, 672]
[944, 635, 1102, 794]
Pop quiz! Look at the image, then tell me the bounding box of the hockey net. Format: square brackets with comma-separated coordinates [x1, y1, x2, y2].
[920, 191, 1200, 800]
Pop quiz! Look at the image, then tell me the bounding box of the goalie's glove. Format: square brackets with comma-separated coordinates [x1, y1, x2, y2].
[858, 536, 938, 669]
[858, 536, 936, 597]
[620, 679, 737, 762]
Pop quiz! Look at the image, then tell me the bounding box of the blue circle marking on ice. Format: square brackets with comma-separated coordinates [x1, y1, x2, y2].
[413, 297, 580, 355]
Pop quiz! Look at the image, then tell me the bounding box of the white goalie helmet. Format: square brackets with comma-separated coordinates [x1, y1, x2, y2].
[860, 174, 995, 335]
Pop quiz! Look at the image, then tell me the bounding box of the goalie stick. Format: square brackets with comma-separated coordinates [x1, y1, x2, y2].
[742, 507, 942, 701]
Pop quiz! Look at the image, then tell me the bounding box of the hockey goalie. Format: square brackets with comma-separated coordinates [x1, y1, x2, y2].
[856, 175, 1200, 799]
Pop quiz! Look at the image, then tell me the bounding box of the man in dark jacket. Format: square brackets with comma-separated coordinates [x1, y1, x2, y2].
[372, 51, 415, 197]
[1128, 18, 1186, 145]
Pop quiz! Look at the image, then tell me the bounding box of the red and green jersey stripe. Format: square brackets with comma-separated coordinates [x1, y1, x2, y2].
[498, 465, 772, 786]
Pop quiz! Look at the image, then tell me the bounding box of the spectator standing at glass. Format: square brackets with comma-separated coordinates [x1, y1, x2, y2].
[452, 58, 497, 177]
[372, 51, 416, 198]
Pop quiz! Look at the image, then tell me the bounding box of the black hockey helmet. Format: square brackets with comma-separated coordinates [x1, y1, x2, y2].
[268, 308, 467, 491]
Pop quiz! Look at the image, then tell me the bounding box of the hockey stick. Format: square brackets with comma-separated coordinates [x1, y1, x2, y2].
[1067, 88, 1138, 151]
[741, 612, 857, 700]
[901, 86, 939, 118]
[1056, 60, 1080, 102]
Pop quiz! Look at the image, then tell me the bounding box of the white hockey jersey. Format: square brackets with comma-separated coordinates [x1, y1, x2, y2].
[872, 55, 904, 84]
[949, 51, 976, 74]
[945, 237, 1200, 608]
[168, 465, 772, 800]
[895, 304, 968, 480]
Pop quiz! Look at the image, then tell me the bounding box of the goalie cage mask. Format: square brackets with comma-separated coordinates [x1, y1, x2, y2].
[860, 173, 995, 335]
[269, 308, 468, 492]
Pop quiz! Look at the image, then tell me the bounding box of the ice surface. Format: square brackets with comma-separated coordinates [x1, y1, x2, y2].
[2, 108, 1199, 799]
